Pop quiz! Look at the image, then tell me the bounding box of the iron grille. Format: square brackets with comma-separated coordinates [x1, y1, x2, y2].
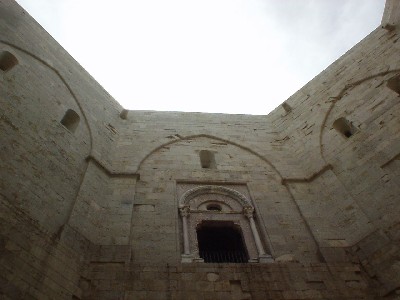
[199, 250, 248, 263]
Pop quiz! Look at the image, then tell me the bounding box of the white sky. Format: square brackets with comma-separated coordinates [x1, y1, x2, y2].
[16, 0, 386, 115]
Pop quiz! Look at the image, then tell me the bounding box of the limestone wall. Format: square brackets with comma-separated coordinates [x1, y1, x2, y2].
[131, 136, 318, 264]
[84, 259, 372, 300]
[0, 2, 123, 298]
[1, 0, 400, 299]
[270, 16, 400, 296]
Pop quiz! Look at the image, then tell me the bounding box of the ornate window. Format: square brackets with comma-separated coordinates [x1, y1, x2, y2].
[179, 185, 272, 263]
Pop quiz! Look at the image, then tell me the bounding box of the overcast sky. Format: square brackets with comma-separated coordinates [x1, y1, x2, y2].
[16, 0, 386, 115]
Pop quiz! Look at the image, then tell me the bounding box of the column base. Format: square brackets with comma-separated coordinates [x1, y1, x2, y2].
[193, 257, 204, 263]
[181, 254, 205, 263]
[258, 254, 274, 263]
[181, 254, 195, 263]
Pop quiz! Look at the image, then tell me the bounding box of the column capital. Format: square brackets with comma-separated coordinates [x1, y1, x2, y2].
[243, 206, 254, 218]
[179, 205, 190, 217]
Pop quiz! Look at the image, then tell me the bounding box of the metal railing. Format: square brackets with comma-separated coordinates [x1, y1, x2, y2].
[199, 250, 248, 263]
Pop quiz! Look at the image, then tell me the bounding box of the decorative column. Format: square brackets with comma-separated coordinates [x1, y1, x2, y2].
[179, 205, 194, 262]
[244, 206, 273, 263]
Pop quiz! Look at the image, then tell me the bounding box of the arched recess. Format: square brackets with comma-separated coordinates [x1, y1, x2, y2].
[130, 134, 321, 264]
[319, 70, 400, 239]
[0, 40, 93, 150]
[0, 41, 93, 232]
[319, 70, 400, 164]
[179, 185, 272, 263]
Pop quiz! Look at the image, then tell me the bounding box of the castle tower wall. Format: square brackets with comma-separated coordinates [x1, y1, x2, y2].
[1, 0, 400, 299]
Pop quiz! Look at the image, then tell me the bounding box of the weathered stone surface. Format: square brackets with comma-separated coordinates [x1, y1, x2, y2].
[1, 0, 400, 299]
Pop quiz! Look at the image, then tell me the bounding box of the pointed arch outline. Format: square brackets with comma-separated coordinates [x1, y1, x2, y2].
[136, 134, 283, 179]
[319, 69, 400, 164]
[0, 40, 93, 151]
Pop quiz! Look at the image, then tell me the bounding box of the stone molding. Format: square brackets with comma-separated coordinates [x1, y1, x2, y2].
[179, 185, 252, 208]
[178, 184, 272, 263]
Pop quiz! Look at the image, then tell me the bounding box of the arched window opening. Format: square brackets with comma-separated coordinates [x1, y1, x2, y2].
[61, 109, 80, 133]
[0, 51, 18, 72]
[333, 117, 357, 138]
[179, 185, 273, 263]
[387, 75, 400, 95]
[206, 204, 222, 211]
[199, 150, 216, 169]
[197, 221, 249, 263]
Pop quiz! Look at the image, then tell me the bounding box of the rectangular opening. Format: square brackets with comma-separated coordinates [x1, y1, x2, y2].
[199, 150, 216, 169]
[197, 221, 249, 263]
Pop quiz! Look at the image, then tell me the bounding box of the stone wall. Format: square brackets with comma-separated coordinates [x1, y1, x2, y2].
[82, 246, 373, 300]
[0, 2, 122, 298]
[1, 0, 400, 299]
[0, 198, 90, 299]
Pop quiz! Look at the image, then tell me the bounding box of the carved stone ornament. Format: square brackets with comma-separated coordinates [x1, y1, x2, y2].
[179, 205, 190, 217]
[243, 206, 254, 218]
[180, 185, 252, 207]
[178, 184, 271, 263]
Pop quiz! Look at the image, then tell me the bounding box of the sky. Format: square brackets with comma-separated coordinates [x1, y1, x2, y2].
[16, 0, 386, 115]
